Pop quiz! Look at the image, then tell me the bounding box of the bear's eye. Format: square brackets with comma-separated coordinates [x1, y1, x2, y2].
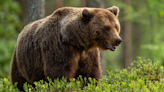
[116, 26, 118, 32]
[104, 27, 110, 32]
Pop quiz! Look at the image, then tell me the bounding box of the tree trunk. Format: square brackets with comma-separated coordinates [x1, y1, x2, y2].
[86, 0, 100, 7]
[26, 0, 45, 25]
[15, 0, 26, 26]
[55, 0, 63, 9]
[122, 0, 132, 69]
[81, 0, 87, 7]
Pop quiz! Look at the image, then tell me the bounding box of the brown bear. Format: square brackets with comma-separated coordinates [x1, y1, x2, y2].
[10, 6, 122, 91]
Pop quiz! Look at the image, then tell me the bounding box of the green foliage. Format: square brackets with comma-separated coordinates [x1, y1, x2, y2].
[103, 57, 164, 91]
[147, 0, 164, 17]
[139, 0, 164, 63]
[0, 78, 20, 92]
[1, 57, 164, 91]
[0, 0, 21, 38]
[0, 0, 22, 78]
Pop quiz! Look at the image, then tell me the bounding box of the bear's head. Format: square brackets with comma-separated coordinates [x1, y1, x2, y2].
[59, 6, 122, 51]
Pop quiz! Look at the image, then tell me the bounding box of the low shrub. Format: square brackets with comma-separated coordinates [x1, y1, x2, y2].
[1, 57, 164, 92]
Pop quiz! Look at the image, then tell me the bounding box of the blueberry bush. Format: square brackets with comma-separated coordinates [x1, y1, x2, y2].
[1, 57, 164, 92]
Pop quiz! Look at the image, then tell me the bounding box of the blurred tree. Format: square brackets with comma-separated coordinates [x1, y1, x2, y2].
[81, 0, 86, 7]
[55, 0, 63, 9]
[26, 0, 45, 25]
[86, 0, 100, 7]
[0, 0, 22, 78]
[15, 0, 26, 25]
[86, 0, 105, 8]
[122, 0, 132, 69]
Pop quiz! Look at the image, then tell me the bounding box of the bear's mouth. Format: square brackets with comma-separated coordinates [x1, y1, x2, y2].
[106, 42, 116, 51]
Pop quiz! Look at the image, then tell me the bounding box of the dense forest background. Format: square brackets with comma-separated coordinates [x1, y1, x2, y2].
[0, 0, 164, 78]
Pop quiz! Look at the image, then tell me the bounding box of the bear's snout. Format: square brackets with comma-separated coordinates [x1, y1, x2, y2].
[116, 39, 122, 46]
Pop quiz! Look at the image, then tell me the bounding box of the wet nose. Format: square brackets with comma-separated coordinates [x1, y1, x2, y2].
[116, 39, 122, 45]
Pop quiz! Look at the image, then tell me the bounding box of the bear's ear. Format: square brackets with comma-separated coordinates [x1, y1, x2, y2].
[82, 9, 93, 22]
[107, 6, 119, 17]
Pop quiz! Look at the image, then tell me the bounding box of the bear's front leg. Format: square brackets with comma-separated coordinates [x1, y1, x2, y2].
[44, 61, 78, 82]
[76, 48, 102, 82]
[41, 42, 79, 82]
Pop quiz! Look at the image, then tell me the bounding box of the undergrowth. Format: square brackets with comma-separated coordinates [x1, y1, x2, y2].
[1, 57, 164, 92]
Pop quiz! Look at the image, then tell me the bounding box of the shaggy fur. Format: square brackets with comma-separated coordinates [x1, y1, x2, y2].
[10, 6, 122, 91]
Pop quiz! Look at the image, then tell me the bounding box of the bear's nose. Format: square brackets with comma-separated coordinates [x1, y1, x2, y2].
[116, 39, 122, 45]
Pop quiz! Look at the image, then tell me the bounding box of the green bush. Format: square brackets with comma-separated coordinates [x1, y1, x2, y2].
[1, 57, 164, 92]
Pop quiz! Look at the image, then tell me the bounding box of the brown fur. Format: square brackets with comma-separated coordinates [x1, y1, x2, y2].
[10, 6, 122, 91]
